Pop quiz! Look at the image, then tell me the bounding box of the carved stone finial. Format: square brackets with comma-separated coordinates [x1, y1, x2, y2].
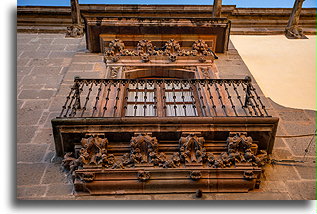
[179, 134, 206, 164]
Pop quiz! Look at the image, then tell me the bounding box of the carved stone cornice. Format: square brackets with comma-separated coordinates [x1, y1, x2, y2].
[104, 39, 217, 63]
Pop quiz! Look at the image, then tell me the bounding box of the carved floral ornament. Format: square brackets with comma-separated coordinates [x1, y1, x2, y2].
[62, 132, 269, 183]
[104, 39, 217, 62]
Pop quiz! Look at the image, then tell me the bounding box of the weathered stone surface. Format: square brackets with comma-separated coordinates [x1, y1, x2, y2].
[17, 185, 47, 198]
[30, 66, 62, 76]
[22, 100, 50, 110]
[17, 125, 38, 144]
[17, 108, 43, 125]
[17, 163, 47, 186]
[304, 110, 316, 122]
[293, 157, 316, 180]
[286, 181, 316, 200]
[32, 128, 54, 145]
[262, 164, 300, 181]
[37, 44, 66, 51]
[43, 112, 61, 128]
[49, 51, 76, 59]
[278, 110, 310, 122]
[153, 193, 204, 200]
[20, 51, 51, 59]
[284, 136, 316, 157]
[18, 89, 56, 100]
[67, 63, 95, 71]
[17, 58, 30, 67]
[17, 66, 33, 75]
[46, 184, 73, 196]
[22, 75, 63, 89]
[52, 38, 82, 45]
[270, 148, 293, 160]
[41, 164, 68, 184]
[27, 58, 64, 67]
[215, 192, 291, 200]
[17, 144, 48, 163]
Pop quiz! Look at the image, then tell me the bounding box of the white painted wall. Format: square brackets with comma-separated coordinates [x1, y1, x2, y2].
[231, 35, 316, 111]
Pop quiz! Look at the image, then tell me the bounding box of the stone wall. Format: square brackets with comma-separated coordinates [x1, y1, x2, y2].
[16, 33, 316, 200]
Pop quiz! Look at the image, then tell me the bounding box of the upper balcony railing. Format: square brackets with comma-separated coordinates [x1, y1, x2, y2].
[59, 77, 269, 118]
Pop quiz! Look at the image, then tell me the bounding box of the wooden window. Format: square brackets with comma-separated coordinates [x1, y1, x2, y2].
[163, 82, 197, 117]
[125, 82, 157, 116]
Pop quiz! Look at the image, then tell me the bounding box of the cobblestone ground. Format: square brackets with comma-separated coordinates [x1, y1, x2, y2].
[16, 33, 316, 200]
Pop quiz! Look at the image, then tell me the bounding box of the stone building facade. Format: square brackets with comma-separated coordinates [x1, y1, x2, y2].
[17, 4, 316, 200]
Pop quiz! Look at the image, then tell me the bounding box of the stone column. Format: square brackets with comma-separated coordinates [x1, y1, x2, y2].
[66, 0, 84, 38]
[285, 0, 307, 39]
[212, 0, 222, 18]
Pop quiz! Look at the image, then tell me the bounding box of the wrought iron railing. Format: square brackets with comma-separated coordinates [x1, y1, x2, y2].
[59, 77, 269, 118]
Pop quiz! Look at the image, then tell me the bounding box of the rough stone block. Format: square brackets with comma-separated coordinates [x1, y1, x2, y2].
[30, 37, 54, 45]
[22, 75, 63, 89]
[41, 164, 68, 184]
[32, 128, 54, 145]
[52, 38, 82, 45]
[17, 108, 43, 125]
[68, 63, 95, 71]
[30, 66, 62, 76]
[17, 58, 30, 67]
[17, 125, 38, 144]
[43, 112, 61, 128]
[283, 136, 316, 157]
[17, 144, 48, 163]
[17, 163, 47, 186]
[293, 157, 316, 180]
[270, 148, 293, 160]
[20, 51, 51, 59]
[304, 110, 316, 123]
[262, 164, 300, 181]
[17, 66, 33, 75]
[277, 110, 310, 122]
[18, 89, 55, 99]
[49, 51, 76, 59]
[27, 58, 64, 67]
[17, 185, 47, 198]
[46, 184, 73, 196]
[215, 192, 291, 200]
[286, 181, 316, 200]
[22, 100, 50, 110]
[37, 44, 66, 51]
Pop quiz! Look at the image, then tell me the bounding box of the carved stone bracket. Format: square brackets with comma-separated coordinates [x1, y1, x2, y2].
[66, 25, 84, 38]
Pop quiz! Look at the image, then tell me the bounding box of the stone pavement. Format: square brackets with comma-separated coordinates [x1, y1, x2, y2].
[16, 33, 316, 200]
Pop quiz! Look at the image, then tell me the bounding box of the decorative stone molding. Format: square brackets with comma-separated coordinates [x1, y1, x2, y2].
[104, 39, 217, 63]
[190, 171, 202, 181]
[137, 171, 151, 182]
[110, 66, 120, 78]
[179, 134, 206, 163]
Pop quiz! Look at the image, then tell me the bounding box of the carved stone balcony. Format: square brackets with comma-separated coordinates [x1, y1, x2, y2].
[52, 78, 278, 195]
